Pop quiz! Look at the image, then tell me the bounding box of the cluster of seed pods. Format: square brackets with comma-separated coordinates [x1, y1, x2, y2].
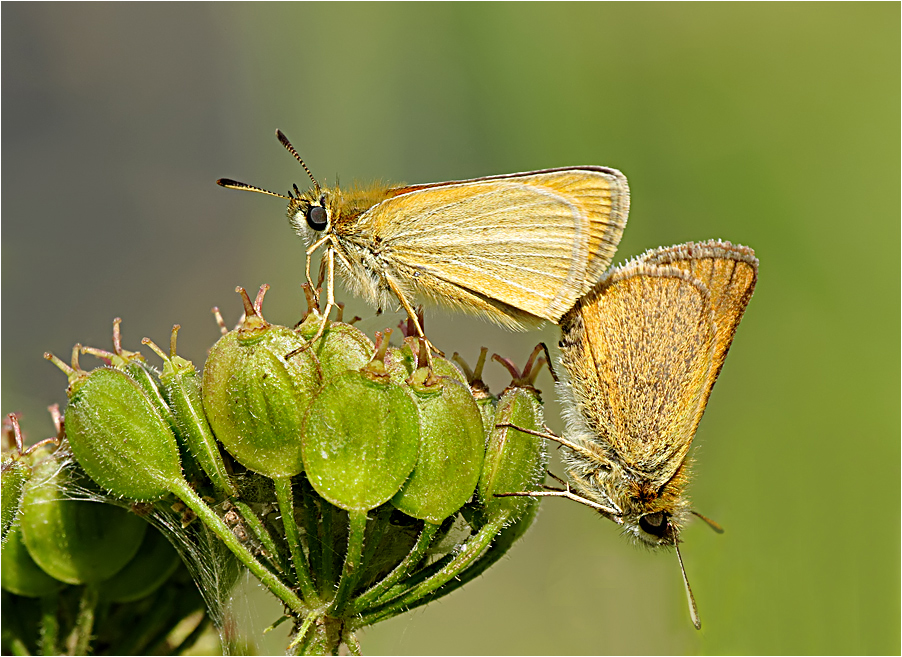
[1, 411, 205, 656]
[4, 284, 552, 655]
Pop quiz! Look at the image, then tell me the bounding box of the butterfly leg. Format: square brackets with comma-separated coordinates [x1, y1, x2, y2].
[287, 248, 338, 360]
[384, 277, 444, 366]
[492, 423, 601, 463]
[304, 235, 331, 307]
[495, 484, 620, 518]
[306, 248, 337, 345]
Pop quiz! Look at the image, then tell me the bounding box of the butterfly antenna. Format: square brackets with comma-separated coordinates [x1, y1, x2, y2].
[692, 510, 725, 534]
[675, 543, 701, 630]
[216, 178, 292, 200]
[276, 129, 320, 195]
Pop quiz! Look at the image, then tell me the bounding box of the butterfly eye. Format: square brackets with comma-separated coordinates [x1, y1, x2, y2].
[639, 511, 668, 538]
[307, 205, 327, 231]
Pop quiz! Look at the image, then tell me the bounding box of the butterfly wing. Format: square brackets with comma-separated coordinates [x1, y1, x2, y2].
[559, 261, 717, 484]
[348, 167, 629, 328]
[638, 240, 758, 408]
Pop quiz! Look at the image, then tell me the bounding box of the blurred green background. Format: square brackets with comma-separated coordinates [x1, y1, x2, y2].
[3, 3, 898, 654]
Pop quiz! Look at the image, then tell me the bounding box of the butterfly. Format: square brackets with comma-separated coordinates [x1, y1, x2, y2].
[218, 130, 630, 354]
[501, 239, 758, 628]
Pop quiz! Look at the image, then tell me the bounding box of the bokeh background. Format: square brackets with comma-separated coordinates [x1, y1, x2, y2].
[3, 4, 898, 654]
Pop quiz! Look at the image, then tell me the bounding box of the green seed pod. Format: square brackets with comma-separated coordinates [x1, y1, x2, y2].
[46, 348, 184, 501]
[296, 298, 375, 381]
[429, 354, 467, 385]
[98, 526, 181, 602]
[1, 460, 29, 544]
[479, 349, 550, 520]
[479, 387, 547, 520]
[392, 369, 485, 524]
[1, 524, 63, 597]
[1, 414, 58, 544]
[81, 318, 178, 434]
[19, 456, 148, 585]
[303, 332, 420, 511]
[144, 326, 237, 497]
[386, 337, 469, 386]
[203, 286, 321, 478]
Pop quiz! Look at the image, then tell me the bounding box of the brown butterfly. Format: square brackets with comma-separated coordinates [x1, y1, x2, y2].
[502, 239, 758, 629]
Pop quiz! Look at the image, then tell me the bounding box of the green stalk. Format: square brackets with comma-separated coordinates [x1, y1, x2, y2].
[8, 637, 29, 657]
[169, 478, 305, 614]
[343, 629, 362, 656]
[369, 550, 457, 607]
[354, 513, 509, 628]
[388, 509, 527, 615]
[272, 475, 319, 603]
[71, 585, 98, 656]
[166, 614, 211, 656]
[300, 478, 323, 589]
[39, 595, 59, 656]
[350, 521, 439, 614]
[117, 586, 177, 655]
[287, 611, 318, 654]
[357, 504, 393, 573]
[232, 499, 289, 575]
[329, 510, 368, 615]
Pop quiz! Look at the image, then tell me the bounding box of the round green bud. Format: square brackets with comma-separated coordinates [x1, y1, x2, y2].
[479, 386, 548, 520]
[392, 371, 485, 524]
[80, 318, 178, 434]
[1, 524, 63, 597]
[47, 348, 184, 501]
[1, 460, 30, 545]
[296, 313, 375, 381]
[98, 526, 181, 602]
[19, 457, 148, 585]
[451, 348, 497, 441]
[203, 287, 321, 479]
[145, 327, 237, 497]
[302, 370, 420, 511]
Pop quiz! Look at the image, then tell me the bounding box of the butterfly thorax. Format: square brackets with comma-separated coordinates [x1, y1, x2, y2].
[560, 435, 692, 547]
[286, 182, 404, 310]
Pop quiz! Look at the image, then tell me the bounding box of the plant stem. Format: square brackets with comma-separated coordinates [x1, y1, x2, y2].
[329, 510, 368, 615]
[391, 508, 531, 615]
[70, 585, 98, 656]
[169, 478, 306, 614]
[233, 498, 288, 575]
[272, 475, 319, 603]
[354, 513, 509, 628]
[166, 614, 211, 656]
[300, 478, 323, 589]
[39, 594, 59, 656]
[350, 521, 439, 613]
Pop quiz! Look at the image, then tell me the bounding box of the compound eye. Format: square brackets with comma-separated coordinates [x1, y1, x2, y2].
[639, 511, 668, 538]
[307, 205, 327, 231]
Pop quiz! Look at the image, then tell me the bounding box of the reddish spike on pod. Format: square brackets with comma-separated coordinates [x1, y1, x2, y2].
[48, 405, 63, 437]
[211, 307, 228, 335]
[169, 325, 181, 359]
[253, 284, 270, 315]
[5, 413, 24, 453]
[374, 329, 392, 363]
[236, 286, 256, 318]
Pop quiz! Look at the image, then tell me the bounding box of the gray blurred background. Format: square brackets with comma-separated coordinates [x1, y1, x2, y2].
[3, 4, 898, 654]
